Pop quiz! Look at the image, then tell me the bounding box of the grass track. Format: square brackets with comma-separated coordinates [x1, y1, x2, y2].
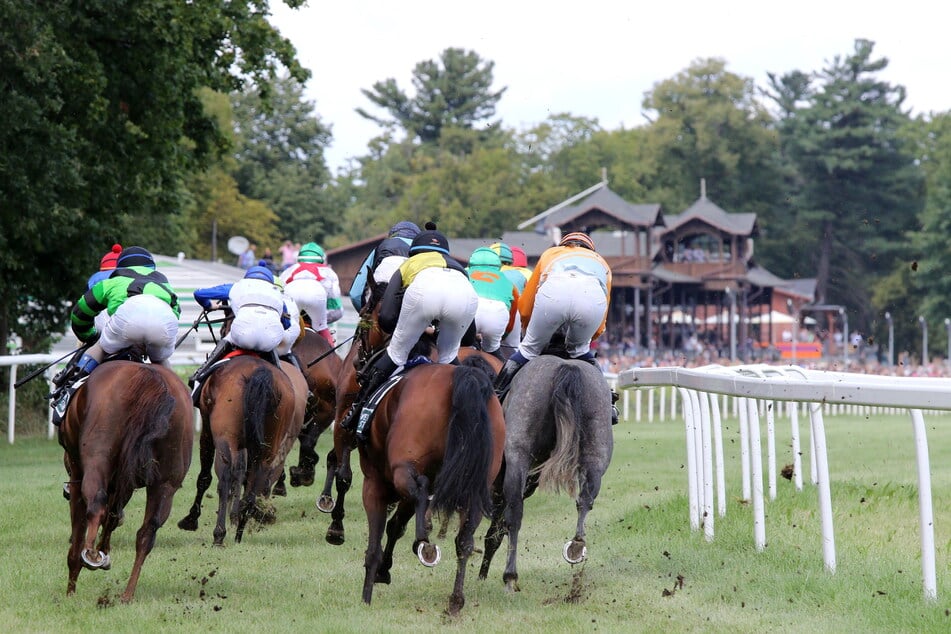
[3, 410, 951, 632]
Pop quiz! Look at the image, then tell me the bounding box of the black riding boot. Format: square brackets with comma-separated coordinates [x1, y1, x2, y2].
[494, 356, 526, 399]
[340, 353, 399, 435]
[189, 339, 232, 406]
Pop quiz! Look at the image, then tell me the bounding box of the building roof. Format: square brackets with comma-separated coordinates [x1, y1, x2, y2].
[663, 196, 757, 236]
[518, 182, 664, 233]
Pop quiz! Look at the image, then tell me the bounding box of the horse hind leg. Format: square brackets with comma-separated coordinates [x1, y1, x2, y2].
[66, 481, 89, 595]
[449, 503, 483, 616]
[401, 472, 439, 567]
[325, 436, 354, 545]
[178, 425, 215, 531]
[377, 499, 415, 584]
[565, 463, 607, 565]
[316, 446, 338, 514]
[120, 481, 177, 603]
[79, 477, 111, 571]
[478, 485, 507, 580]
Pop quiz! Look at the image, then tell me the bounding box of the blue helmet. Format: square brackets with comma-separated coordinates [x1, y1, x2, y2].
[244, 265, 274, 283]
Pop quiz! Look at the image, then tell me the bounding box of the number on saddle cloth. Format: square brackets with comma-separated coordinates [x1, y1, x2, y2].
[355, 374, 405, 440]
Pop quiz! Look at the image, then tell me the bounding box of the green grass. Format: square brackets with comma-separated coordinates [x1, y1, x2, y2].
[3, 410, 951, 633]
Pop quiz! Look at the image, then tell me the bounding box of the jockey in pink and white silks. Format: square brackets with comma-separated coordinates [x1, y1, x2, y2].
[280, 242, 340, 346]
[340, 223, 479, 433]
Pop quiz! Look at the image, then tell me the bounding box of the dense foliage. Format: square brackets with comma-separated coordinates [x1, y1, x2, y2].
[3, 12, 949, 360]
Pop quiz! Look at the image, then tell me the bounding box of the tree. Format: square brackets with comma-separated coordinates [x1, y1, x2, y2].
[906, 112, 951, 334]
[0, 0, 308, 349]
[231, 74, 335, 245]
[357, 48, 506, 145]
[767, 39, 924, 330]
[640, 58, 781, 215]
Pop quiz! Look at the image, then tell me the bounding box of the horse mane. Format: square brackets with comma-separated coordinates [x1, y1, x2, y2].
[115, 366, 176, 504]
[431, 363, 495, 519]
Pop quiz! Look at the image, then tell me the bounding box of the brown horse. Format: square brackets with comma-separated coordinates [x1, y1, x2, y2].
[359, 354, 505, 615]
[317, 278, 503, 546]
[285, 327, 342, 488]
[177, 353, 301, 544]
[59, 360, 193, 603]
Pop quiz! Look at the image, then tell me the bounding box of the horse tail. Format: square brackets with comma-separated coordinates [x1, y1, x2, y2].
[243, 365, 279, 464]
[533, 364, 583, 497]
[431, 361, 495, 519]
[115, 367, 176, 504]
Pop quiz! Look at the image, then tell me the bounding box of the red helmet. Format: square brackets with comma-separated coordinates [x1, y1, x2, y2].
[99, 244, 122, 270]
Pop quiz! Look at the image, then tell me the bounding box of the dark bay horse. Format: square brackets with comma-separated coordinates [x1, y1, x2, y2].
[478, 355, 614, 592]
[359, 355, 505, 615]
[286, 327, 341, 488]
[59, 360, 193, 603]
[177, 353, 301, 544]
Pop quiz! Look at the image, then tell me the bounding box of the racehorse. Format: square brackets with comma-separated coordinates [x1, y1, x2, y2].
[316, 278, 501, 546]
[478, 354, 614, 592]
[285, 327, 341, 489]
[59, 359, 193, 603]
[177, 353, 301, 544]
[359, 354, 505, 615]
[317, 274, 395, 544]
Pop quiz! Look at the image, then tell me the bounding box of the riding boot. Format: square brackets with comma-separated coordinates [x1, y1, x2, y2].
[51, 348, 85, 390]
[494, 352, 527, 399]
[189, 339, 232, 406]
[317, 328, 335, 346]
[340, 353, 399, 435]
[51, 354, 99, 426]
[268, 349, 282, 368]
[575, 351, 618, 424]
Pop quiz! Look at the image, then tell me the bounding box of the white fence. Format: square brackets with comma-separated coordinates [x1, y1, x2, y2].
[617, 363, 950, 601]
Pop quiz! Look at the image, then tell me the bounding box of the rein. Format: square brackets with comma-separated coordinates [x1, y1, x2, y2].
[305, 334, 356, 368]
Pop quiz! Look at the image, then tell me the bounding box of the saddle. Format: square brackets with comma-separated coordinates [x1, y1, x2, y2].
[354, 354, 433, 442]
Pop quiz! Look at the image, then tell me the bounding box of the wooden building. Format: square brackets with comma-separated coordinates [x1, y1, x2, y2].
[325, 179, 815, 358]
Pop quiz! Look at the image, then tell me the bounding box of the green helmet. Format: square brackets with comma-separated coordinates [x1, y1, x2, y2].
[468, 247, 502, 269]
[298, 242, 325, 263]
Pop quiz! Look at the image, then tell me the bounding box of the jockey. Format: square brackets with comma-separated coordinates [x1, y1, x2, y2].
[86, 243, 123, 334]
[280, 242, 341, 346]
[466, 247, 519, 359]
[188, 265, 292, 402]
[489, 241, 529, 295]
[348, 220, 421, 312]
[52, 246, 181, 422]
[340, 222, 479, 432]
[493, 232, 618, 423]
[509, 246, 533, 287]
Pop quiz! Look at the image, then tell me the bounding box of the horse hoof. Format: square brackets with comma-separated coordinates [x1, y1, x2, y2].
[416, 542, 441, 567]
[62, 483, 71, 501]
[81, 549, 109, 570]
[272, 482, 287, 497]
[177, 517, 198, 531]
[290, 467, 315, 487]
[316, 495, 335, 513]
[563, 540, 587, 564]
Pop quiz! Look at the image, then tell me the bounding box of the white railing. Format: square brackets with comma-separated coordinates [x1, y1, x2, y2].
[1, 353, 61, 444]
[617, 363, 949, 601]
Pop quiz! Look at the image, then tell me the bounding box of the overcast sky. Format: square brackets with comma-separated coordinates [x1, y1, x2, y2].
[269, 0, 948, 174]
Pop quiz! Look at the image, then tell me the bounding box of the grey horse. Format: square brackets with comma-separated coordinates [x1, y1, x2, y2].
[478, 354, 614, 592]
